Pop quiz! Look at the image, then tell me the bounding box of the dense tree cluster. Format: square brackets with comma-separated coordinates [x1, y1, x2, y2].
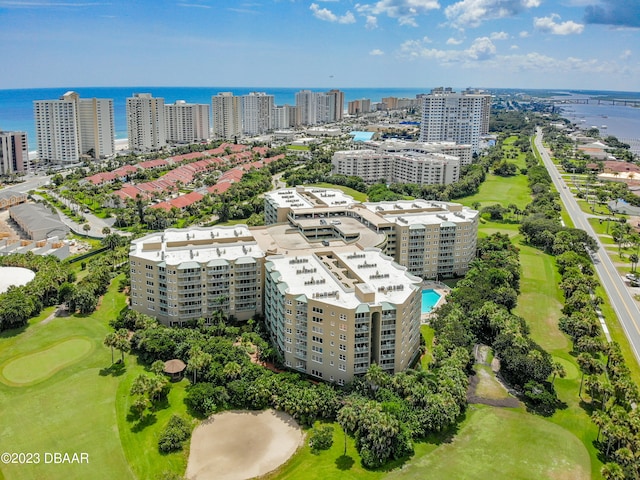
[0, 253, 72, 331]
[431, 233, 558, 412]
[118, 302, 468, 469]
[556, 251, 640, 478]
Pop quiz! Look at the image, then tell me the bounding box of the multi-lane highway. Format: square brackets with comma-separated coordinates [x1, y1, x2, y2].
[534, 128, 640, 364]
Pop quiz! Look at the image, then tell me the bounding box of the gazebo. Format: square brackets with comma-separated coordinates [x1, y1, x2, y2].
[163, 359, 187, 381]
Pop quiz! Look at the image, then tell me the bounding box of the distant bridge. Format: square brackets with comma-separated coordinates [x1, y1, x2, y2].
[552, 98, 640, 107]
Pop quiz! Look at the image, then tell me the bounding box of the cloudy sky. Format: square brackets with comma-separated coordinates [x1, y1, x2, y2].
[1, 0, 638, 90]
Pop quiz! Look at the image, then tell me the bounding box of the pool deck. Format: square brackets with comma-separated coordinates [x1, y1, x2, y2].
[421, 281, 450, 324]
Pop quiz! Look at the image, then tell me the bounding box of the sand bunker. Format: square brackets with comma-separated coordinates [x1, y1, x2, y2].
[186, 409, 304, 480]
[0, 266, 35, 294]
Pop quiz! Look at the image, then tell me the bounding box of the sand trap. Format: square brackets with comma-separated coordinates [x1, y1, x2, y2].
[186, 409, 304, 480]
[0, 266, 35, 294]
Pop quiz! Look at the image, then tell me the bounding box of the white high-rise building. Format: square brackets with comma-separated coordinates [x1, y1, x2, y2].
[0, 131, 29, 175]
[77, 96, 115, 158]
[242, 92, 274, 136]
[273, 105, 296, 129]
[212, 92, 242, 140]
[165, 101, 210, 144]
[419, 87, 491, 153]
[295, 90, 318, 126]
[34, 91, 114, 164]
[126, 93, 166, 152]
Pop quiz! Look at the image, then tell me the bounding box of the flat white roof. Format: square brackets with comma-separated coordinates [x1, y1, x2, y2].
[266, 189, 315, 209]
[266, 249, 420, 308]
[130, 226, 264, 266]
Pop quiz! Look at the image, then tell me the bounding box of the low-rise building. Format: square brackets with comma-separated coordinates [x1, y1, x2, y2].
[9, 203, 69, 240]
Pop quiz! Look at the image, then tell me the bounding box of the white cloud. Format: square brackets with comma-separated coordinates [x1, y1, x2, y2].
[355, 0, 440, 28]
[519, 30, 530, 37]
[370, 48, 385, 55]
[620, 49, 632, 60]
[400, 35, 496, 62]
[445, 0, 541, 28]
[467, 36, 496, 59]
[534, 14, 584, 35]
[310, 3, 356, 23]
[447, 37, 464, 45]
[510, 44, 519, 49]
[490, 31, 509, 40]
[365, 15, 378, 29]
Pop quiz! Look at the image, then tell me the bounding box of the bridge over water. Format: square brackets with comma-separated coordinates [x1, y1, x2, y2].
[552, 98, 640, 107]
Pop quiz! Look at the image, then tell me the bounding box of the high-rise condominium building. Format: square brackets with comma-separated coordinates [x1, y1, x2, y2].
[242, 92, 274, 136]
[295, 90, 318, 126]
[332, 149, 460, 186]
[165, 101, 210, 144]
[130, 187, 478, 384]
[34, 91, 115, 164]
[127, 93, 166, 152]
[273, 105, 296, 129]
[348, 99, 371, 115]
[77, 96, 115, 159]
[419, 87, 491, 153]
[0, 131, 29, 175]
[295, 89, 345, 125]
[212, 92, 242, 140]
[325, 89, 344, 122]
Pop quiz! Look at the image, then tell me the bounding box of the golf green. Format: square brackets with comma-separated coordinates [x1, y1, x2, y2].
[0, 337, 93, 386]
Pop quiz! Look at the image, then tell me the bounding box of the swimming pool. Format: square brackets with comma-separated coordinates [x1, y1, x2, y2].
[421, 289, 442, 314]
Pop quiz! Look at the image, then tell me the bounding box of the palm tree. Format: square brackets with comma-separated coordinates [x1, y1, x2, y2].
[365, 363, 388, 393]
[550, 361, 566, 386]
[601, 462, 624, 480]
[223, 361, 242, 380]
[629, 253, 638, 274]
[115, 328, 130, 363]
[187, 348, 212, 384]
[103, 332, 117, 364]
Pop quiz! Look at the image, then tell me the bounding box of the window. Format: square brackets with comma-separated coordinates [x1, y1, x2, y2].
[312, 306, 323, 314]
[339, 354, 346, 361]
[339, 344, 347, 351]
[339, 334, 347, 341]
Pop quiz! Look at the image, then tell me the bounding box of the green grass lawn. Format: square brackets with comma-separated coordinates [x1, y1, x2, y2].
[385, 406, 590, 480]
[458, 173, 531, 211]
[0, 275, 189, 480]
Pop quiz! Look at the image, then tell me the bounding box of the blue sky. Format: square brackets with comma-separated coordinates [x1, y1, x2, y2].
[1, 0, 639, 91]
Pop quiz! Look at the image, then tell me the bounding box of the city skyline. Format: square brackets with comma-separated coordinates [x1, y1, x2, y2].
[0, 0, 638, 91]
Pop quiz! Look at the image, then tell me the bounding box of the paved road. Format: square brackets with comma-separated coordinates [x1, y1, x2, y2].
[534, 128, 640, 364]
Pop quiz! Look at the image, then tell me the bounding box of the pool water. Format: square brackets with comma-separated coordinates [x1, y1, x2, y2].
[421, 289, 441, 314]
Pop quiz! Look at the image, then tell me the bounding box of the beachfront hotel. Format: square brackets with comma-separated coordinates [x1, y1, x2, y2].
[34, 91, 115, 164]
[126, 93, 167, 152]
[0, 130, 30, 175]
[130, 187, 478, 383]
[419, 87, 491, 153]
[165, 101, 210, 144]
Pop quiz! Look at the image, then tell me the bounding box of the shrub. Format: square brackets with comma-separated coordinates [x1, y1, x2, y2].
[308, 425, 334, 453]
[158, 415, 191, 453]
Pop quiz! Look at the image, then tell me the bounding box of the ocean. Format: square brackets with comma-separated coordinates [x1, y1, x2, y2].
[0, 86, 428, 150]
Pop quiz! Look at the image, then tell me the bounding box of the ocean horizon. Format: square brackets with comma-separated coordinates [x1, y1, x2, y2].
[1, 86, 639, 151]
